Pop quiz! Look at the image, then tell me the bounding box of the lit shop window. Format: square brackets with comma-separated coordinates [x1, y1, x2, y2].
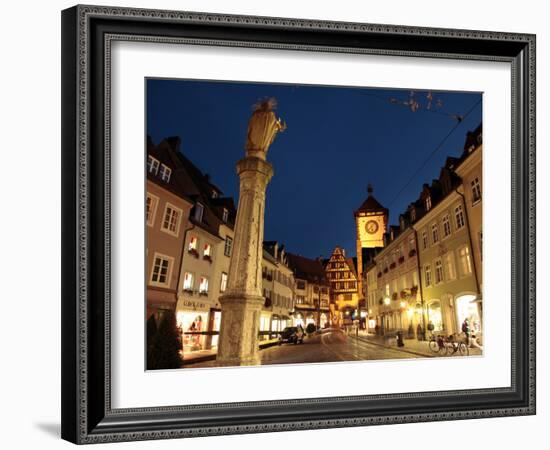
[183, 272, 194, 291]
[199, 277, 209, 294]
[147, 155, 159, 175]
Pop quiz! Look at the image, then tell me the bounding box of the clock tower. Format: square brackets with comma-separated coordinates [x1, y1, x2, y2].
[354, 184, 388, 298]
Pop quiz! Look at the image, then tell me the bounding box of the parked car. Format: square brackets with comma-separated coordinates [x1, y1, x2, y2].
[278, 326, 305, 345]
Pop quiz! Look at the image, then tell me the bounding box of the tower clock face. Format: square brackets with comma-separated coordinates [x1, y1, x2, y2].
[365, 220, 379, 234]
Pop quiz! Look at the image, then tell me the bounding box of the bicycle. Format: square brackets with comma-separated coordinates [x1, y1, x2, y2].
[445, 335, 469, 356]
[428, 333, 445, 354]
[429, 333, 469, 356]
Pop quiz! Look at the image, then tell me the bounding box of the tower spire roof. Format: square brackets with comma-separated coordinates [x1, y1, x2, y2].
[355, 184, 388, 214]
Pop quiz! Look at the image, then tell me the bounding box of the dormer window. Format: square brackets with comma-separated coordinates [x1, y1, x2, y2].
[211, 190, 218, 199]
[410, 208, 416, 222]
[159, 163, 171, 182]
[147, 155, 159, 175]
[194, 202, 204, 222]
[222, 208, 229, 223]
[400, 217, 405, 230]
[425, 195, 432, 211]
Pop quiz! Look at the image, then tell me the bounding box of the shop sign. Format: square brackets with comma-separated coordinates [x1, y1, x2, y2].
[181, 299, 207, 310]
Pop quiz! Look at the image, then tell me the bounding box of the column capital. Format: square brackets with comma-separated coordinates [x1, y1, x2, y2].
[236, 156, 274, 180]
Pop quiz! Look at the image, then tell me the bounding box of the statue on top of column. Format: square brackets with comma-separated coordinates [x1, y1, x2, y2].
[245, 97, 286, 159]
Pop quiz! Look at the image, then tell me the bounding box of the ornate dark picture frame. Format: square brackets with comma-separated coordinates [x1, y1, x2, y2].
[61, 4, 536, 444]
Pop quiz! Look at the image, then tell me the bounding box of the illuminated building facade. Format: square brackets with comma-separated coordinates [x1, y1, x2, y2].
[286, 253, 330, 328]
[325, 247, 360, 326]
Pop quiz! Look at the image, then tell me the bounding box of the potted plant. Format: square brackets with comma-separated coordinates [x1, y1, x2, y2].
[188, 248, 199, 258]
[203, 254, 213, 263]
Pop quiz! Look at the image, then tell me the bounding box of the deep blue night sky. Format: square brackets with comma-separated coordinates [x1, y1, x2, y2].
[147, 79, 481, 260]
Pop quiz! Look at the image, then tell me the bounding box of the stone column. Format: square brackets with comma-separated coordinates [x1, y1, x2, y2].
[216, 158, 273, 366]
[216, 98, 284, 367]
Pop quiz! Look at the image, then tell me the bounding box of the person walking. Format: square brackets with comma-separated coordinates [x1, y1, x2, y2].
[462, 318, 471, 345]
[416, 323, 424, 341]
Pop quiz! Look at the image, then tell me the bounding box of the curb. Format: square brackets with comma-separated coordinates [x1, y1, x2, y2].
[352, 335, 435, 358]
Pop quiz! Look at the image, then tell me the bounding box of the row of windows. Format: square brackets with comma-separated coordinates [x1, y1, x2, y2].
[296, 280, 329, 293]
[263, 289, 293, 310]
[423, 176, 481, 214]
[327, 261, 347, 270]
[378, 271, 419, 299]
[327, 271, 355, 280]
[295, 296, 330, 307]
[424, 246, 472, 287]
[380, 234, 417, 271]
[182, 271, 229, 294]
[262, 267, 294, 287]
[421, 204, 466, 250]
[146, 195, 184, 237]
[187, 236, 213, 259]
[147, 156, 172, 183]
[332, 281, 357, 291]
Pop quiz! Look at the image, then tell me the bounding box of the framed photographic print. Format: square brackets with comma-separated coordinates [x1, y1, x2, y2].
[61, 4, 536, 444]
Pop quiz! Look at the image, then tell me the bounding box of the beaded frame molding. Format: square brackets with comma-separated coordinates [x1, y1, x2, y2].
[61, 4, 536, 444]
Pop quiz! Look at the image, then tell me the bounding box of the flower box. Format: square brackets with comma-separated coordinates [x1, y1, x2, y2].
[203, 254, 213, 263]
[188, 248, 199, 258]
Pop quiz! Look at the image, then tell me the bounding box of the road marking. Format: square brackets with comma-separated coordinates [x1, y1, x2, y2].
[320, 332, 348, 361]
